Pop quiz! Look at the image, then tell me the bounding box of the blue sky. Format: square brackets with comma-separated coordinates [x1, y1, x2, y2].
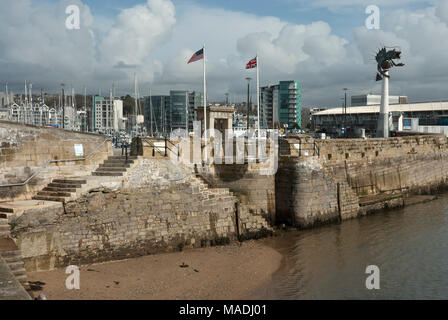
[71, 0, 365, 40]
[74, 0, 434, 40]
[5, 0, 448, 106]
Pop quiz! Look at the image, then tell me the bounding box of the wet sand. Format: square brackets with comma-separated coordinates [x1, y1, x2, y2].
[27, 240, 282, 300]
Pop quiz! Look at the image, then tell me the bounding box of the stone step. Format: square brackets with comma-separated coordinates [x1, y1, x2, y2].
[32, 196, 67, 203]
[37, 191, 73, 197]
[0, 231, 10, 238]
[43, 187, 77, 193]
[102, 159, 135, 165]
[0, 207, 14, 213]
[100, 163, 131, 168]
[209, 189, 230, 195]
[7, 261, 25, 272]
[95, 167, 127, 172]
[52, 179, 87, 184]
[3, 254, 23, 264]
[0, 238, 21, 253]
[108, 155, 138, 160]
[48, 183, 82, 189]
[15, 274, 29, 285]
[0, 249, 21, 259]
[92, 172, 124, 177]
[12, 270, 27, 281]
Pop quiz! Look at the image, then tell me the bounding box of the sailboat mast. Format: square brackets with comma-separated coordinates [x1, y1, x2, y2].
[5, 82, 9, 106]
[149, 88, 153, 136]
[134, 73, 138, 133]
[84, 86, 87, 132]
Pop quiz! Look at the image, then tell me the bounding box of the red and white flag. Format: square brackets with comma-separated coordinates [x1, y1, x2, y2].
[246, 57, 257, 69]
[188, 48, 204, 64]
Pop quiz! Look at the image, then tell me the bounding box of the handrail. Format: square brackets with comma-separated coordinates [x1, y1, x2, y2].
[142, 138, 179, 158]
[0, 138, 112, 188]
[141, 138, 188, 182]
[165, 138, 180, 156]
[142, 138, 167, 157]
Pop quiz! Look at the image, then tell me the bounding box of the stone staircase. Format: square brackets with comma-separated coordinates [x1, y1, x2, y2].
[32, 179, 88, 203]
[0, 214, 30, 295]
[0, 213, 11, 239]
[31, 155, 139, 203]
[0, 238, 28, 288]
[193, 175, 234, 201]
[93, 155, 138, 177]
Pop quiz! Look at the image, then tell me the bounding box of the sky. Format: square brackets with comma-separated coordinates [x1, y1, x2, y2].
[1, 0, 448, 107]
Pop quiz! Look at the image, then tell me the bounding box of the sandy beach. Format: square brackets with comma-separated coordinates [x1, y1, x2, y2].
[27, 240, 282, 300]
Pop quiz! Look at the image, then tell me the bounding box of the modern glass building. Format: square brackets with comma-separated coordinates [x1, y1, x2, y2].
[188, 91, 203, 131]
[144, 95, 170, 135]
[260, 80, 301, 129]
[170, 90, 189, 131]
[144, 91, 203, 135]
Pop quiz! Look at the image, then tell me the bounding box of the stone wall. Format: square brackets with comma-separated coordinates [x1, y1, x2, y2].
[197, 163, 276, 226]
[0, 121, 112, 202]
[12, 157, 272, 272]
[277, 134, 448, 227]
[276, 157, 339, 227]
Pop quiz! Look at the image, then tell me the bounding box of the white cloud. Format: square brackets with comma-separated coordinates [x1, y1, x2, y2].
[100, 0, 176, 71]
[293, 0, 430, 9]
[1, 0, 448, 106]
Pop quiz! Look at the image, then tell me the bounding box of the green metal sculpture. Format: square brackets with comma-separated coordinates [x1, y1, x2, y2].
[376, 47, 405, 81]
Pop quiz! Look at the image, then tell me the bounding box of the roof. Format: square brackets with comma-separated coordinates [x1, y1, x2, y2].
[313, 101, 448, 116]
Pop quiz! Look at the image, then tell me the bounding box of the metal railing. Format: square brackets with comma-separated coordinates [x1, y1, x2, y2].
[0, 137, 112, 188]
[141, 137, 187, 181]
[142, 137, 180, 159]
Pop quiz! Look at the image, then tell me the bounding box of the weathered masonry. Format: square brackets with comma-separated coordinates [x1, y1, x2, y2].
[277, 134, 448, 227]
[0, 120, 112, 202]
[3, 119, 448, 276]
[5, 134, 271, 272]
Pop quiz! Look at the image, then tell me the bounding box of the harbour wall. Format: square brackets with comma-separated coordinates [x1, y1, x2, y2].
[6, 127, 448, 271]
[277, 134, 448, 227]
[11, 157, 271, 272]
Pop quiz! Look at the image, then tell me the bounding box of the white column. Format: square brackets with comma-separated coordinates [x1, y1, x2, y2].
[378, 70, 389, 138]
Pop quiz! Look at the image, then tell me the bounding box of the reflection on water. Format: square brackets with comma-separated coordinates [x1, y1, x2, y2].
[259, 195, 448, 299]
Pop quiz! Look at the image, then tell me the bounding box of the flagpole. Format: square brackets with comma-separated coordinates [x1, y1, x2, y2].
[256, 54, 260, 137]
[203, 44, 207, 162]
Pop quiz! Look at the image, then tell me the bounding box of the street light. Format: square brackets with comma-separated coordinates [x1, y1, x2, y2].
[245, 77, 252, 131]
[61, 83, 65, 129]
[343, 88, 349, 114]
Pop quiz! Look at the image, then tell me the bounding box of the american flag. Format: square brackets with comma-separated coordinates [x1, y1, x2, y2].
[246, 57, 257, 69]
[188, 48, 204, 64]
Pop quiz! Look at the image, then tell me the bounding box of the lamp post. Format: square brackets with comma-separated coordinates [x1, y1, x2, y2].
[61, 83, 65, 129]
[245, 77, 252, 132]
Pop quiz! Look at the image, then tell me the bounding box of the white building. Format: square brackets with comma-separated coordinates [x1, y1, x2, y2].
[0, 92, 13, 120]
[351, 94, 408, 106]
[92, 96, 125, 133]
[312, 100, 448, 137]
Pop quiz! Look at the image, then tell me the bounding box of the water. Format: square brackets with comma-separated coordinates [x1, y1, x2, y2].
[259, 195, 448, 299]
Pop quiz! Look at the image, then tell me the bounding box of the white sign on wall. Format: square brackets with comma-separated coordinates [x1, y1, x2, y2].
[74, 144, 84, 157]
